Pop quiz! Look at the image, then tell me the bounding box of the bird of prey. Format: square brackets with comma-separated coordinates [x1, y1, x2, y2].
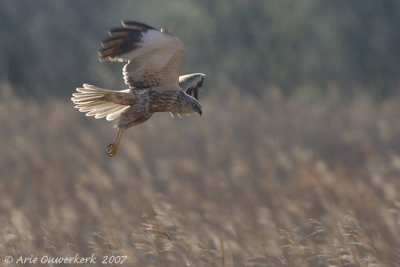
[71, 21, 205, 157]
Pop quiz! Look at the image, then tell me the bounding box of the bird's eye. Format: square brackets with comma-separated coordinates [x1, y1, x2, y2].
[192, 103, 196, 108]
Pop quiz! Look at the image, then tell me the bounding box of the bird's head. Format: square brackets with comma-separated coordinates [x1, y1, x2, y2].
[180, 93, 202, 116]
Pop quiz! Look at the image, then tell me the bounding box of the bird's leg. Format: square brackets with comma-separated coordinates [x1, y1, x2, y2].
[107, 128, 124, 157]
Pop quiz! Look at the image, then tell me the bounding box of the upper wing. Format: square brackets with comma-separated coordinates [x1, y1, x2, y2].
[179, 73, 205, 100]
[99, 21, 185, 89]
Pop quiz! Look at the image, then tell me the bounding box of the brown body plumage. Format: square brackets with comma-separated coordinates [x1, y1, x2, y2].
[117, 89, 193, 129]
[71, 21, 205, 156]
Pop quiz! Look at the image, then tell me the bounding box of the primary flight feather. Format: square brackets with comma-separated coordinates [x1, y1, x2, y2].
[71, 21, 205, 156]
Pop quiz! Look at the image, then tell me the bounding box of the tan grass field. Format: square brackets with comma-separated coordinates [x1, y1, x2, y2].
[0, 84, 399, 266]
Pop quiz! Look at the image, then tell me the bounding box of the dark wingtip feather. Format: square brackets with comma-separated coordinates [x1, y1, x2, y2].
[101, 36, 127, 49]
[108, 27, 131, 36]
[99, 21, 157, 62]
[198, 76, 204, 87]
[122, 20, 156, 30]
[98, 47, 121, 62]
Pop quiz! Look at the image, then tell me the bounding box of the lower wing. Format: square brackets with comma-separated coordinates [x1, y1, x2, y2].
[179, 73, 205, 100]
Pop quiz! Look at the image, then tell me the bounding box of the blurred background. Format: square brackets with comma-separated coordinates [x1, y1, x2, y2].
[2, 0, 400, 97]
[1, 0, 400, 266]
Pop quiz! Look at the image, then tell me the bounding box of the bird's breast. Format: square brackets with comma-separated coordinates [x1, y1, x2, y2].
[148, 89, 181, 113]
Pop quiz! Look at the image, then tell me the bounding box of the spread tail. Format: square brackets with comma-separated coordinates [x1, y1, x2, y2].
[71, 84, 130, 121]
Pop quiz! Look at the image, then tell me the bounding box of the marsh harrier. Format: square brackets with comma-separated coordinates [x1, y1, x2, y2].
[71, 21, 205, 156]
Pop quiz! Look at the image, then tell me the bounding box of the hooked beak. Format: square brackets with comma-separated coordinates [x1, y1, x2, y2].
[197, 107, 202, 116]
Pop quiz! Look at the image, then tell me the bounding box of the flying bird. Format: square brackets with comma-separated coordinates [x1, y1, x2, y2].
[71, 21, 205, 156]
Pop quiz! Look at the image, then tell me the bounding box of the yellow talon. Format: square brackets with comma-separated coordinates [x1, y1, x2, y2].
[107, 143, 117, 157]
[106, 128, 124, 157]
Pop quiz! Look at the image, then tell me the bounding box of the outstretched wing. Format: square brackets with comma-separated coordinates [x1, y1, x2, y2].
[99, 21, 185, 89]
[179, 73, 205, 100]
